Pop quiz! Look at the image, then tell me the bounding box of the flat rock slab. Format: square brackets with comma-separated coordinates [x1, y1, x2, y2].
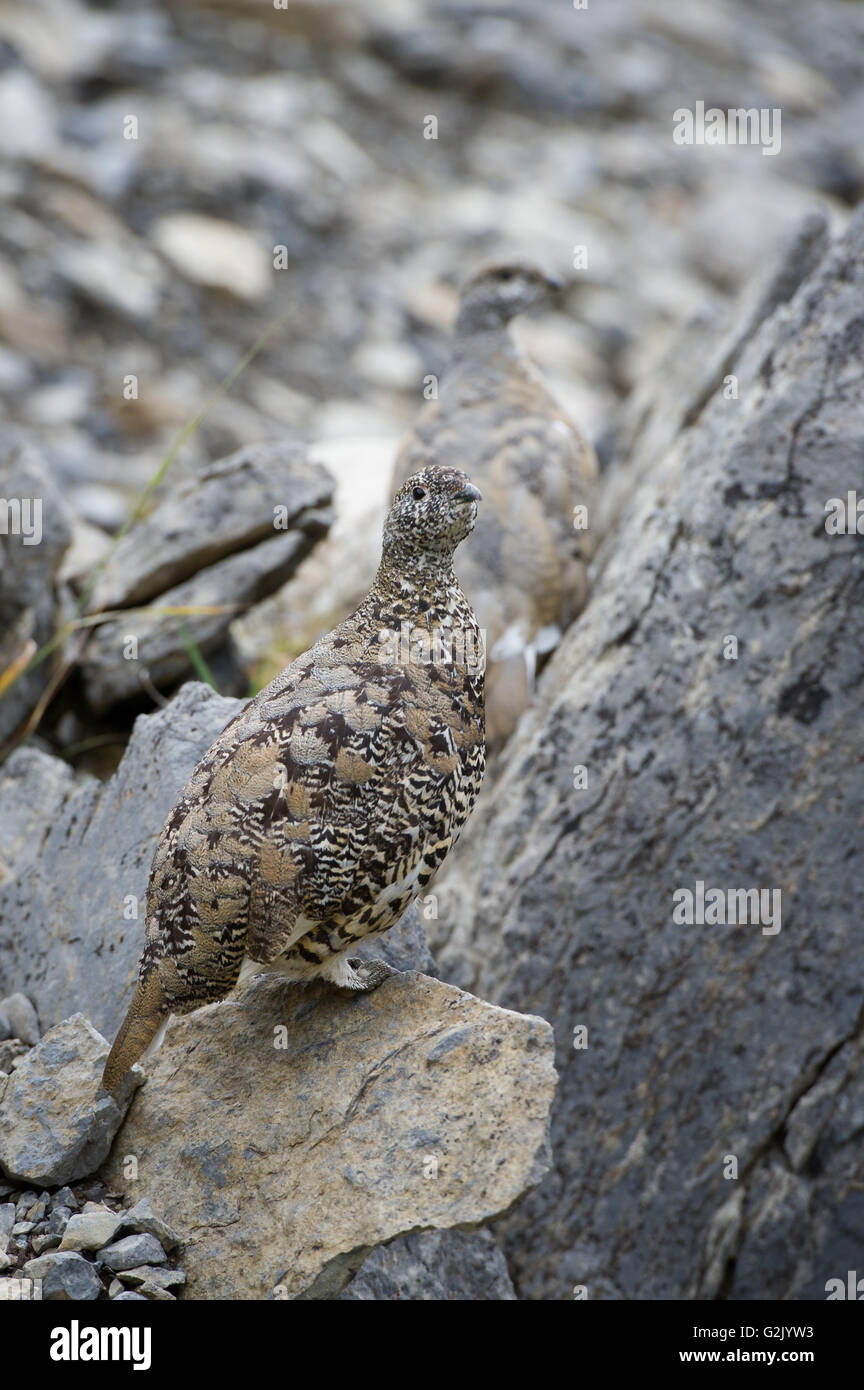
[76, 441, 333, 710]
[85, 441, 333, 613]
[102, 971, 555, 1300]
[80, 525, 328, 711]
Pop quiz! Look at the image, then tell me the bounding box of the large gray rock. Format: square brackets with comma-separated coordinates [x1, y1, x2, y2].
[0, 1015, 141, 1186]
[331, 908, 519, 1301]
[0, 682, 245, 1039]
[102, 970, 555, 1300]
[433, 205, 864, 1299]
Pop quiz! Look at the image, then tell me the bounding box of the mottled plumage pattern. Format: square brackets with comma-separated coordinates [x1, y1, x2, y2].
[393, 263, 597, 747]
[103, 467, 484, 1092]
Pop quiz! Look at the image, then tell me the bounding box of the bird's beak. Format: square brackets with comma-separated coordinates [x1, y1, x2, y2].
[458, 482, 482, 503]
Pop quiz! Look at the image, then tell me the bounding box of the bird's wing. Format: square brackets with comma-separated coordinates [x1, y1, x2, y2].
[261, 664, 480, 939]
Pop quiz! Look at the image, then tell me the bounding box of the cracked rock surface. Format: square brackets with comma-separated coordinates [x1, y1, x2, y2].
[432, 205, 864, 1300]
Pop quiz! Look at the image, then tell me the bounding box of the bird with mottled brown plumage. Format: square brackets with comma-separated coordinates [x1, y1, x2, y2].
[102, 466, 485, 1094]
[392, 262, 598, 749]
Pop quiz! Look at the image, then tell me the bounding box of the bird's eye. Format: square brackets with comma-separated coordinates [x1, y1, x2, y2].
[498, 269, 515, 281]
[412, 485, 426, 500]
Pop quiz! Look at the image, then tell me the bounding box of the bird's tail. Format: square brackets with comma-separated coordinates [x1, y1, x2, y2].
[101, 970, 168, 1095]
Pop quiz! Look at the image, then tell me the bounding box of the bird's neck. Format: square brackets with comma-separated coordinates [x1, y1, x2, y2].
[450, 319, 516, 356]
[368, 549, 458, 619]
[336, 551, 482, 678]
[348, 548, 476, 642]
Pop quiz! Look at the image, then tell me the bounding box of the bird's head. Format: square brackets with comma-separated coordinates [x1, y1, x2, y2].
[455, 261, 563, 334]
[383, 466, 482, 564]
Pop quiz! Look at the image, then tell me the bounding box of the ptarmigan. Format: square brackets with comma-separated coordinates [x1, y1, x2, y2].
[102, 466, 485, 1093]
[392, 262, 597, 749]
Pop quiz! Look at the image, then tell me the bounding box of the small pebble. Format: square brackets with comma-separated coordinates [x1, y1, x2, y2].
[99, 1233, 167, 1272]
[0, 1041, 30, 1073]
[23, 1251, 102, 1301]
[50, 1188, 79, 1212]
[60, 1205, 122, 1253]
[25, 1194, 49, 1223]
[118, 1197, 181, 1252]
[118, 1264, 185, 1290]
[138, 1283, 175, 1300]
[31, 1233, 61, 1255]
[47, 1206, 71, 1236]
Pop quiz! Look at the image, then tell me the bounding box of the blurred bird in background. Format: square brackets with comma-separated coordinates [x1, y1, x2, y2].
[392, 262, 597, 751]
